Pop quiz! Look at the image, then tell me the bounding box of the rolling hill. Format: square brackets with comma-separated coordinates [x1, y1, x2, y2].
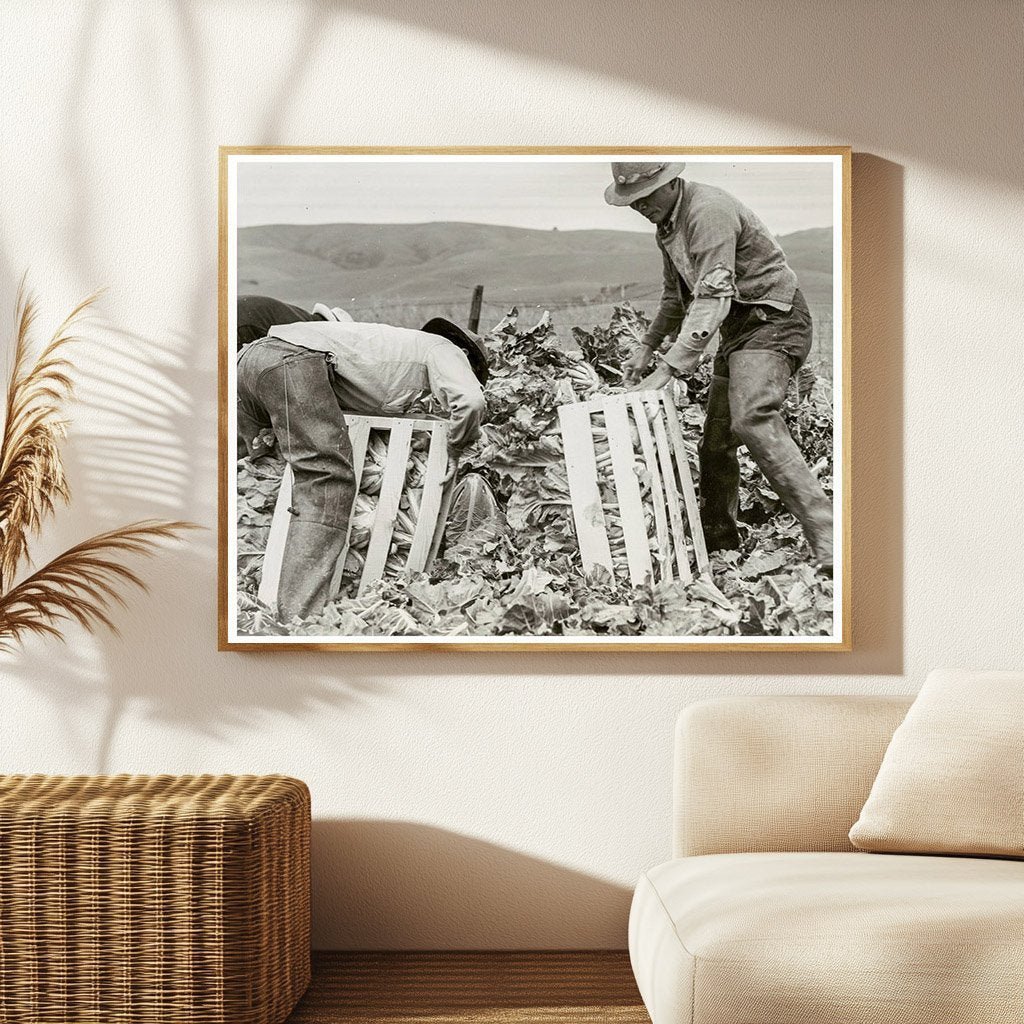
[237, 221, 834, 327]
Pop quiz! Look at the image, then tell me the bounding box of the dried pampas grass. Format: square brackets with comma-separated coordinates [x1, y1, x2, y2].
[0, 280, 196, 650]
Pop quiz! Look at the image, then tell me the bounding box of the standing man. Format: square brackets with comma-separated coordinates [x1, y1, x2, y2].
[605, 162, 833, 571]
[237, 316, 489, 620]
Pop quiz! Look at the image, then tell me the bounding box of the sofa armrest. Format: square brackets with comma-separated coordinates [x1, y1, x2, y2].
[674, 695, 912, 857]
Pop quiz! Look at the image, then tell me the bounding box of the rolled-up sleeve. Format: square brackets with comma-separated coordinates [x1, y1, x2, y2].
[425, 343, 486, 451]
[662, 297, 731, 370]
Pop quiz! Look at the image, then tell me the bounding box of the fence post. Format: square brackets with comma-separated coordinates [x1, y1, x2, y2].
[468, 284, 483, 333]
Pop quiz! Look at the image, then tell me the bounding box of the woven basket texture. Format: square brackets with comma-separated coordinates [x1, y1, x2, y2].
[0, 774, 310, 1024]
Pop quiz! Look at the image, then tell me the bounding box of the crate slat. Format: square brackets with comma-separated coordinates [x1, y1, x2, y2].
[645, 395, 692, 584]
[348, 414, 444, 432]
[405, 423, 448, 574]
[358, 420, 414, 594]
[659, 392, 710, 575]
[558, 403, 614, 578]
[330, 417, 373, 596]
[604, 396, 654, 587]
[629, 395, 672, 582]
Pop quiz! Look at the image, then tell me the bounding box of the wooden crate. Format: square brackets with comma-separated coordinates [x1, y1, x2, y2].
[0, 775, 310, 1024]
[258, 414, 451, 608]
[558, 389, 710, 587]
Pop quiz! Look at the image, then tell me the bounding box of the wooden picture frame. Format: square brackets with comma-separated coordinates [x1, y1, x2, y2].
[219, 147, 851, 651]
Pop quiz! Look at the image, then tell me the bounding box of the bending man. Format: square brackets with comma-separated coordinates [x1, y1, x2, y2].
[237, 314, 489, 620]
[605, 162, 833, 571]
[236, 293, 353, 349]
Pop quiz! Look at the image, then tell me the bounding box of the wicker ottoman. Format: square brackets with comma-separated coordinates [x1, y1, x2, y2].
[0, 774, 310, 1024]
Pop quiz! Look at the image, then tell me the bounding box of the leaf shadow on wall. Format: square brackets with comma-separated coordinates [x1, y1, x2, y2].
[0, 320, 390, 774]
[0, 0, 384, 772]
[310, 820, 634, 950]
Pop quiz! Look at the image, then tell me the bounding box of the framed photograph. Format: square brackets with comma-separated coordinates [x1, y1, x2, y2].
[219, 147, 850, 651]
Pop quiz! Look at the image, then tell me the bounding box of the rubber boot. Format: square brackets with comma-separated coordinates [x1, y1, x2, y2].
[240, 342, 357, 620]
[278, 518, 348, 621]
[728, 350, 834, 570]
[698, 374, 742, 551]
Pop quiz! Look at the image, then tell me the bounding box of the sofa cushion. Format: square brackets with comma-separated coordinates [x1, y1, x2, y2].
[849, 669, 1024, 857]
[630, 852, 1024, 1024]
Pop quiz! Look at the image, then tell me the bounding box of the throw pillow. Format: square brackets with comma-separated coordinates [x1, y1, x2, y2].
[849, 669, 1024, 857]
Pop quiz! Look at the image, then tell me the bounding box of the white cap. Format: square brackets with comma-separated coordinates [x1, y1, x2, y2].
[312, 302, 354, 323]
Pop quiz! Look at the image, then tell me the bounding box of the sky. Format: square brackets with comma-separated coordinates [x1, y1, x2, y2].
[236, 156, 836, 237]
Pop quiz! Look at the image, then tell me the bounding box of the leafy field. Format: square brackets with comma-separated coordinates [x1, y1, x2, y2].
[236, 306, 835, 639]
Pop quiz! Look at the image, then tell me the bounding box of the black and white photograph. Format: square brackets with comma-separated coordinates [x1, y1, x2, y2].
[220, 149, 850, 649]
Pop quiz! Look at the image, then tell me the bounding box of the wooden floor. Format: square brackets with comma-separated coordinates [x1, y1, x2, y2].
[287, 951, 649, 1023]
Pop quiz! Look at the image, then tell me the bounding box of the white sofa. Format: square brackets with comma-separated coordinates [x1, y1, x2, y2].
[629, 695, 1024, 1023]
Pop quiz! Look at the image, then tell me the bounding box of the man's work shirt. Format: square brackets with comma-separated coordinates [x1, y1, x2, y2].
[646, 180, 801, 365]
[260, 321, 486, 450]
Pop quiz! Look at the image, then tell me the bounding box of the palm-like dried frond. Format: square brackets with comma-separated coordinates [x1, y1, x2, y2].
[0, 281, 99, 589]
[0, 520, 197, 651]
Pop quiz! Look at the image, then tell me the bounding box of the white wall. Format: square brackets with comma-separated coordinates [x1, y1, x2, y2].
[1, 0, 1022, 949]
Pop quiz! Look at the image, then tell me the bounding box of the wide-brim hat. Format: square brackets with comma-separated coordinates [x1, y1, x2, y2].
[421, 317, 490, 385]
[604, 161, 686, 206]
